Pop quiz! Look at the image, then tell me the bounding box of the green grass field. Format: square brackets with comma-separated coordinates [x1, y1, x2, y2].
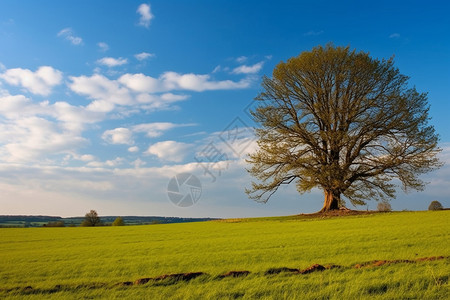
[0, 211, 448, 299]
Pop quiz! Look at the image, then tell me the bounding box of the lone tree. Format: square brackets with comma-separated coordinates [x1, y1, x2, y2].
[81, 210, 102, 227]
[246, 45, 442, 212]
[428, 200, 443, 211]
[112, 216, 125, 226]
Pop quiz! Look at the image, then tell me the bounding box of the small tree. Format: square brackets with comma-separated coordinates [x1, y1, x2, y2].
[81, 210, 102, 227]
[428, 200, 443, 211]
[377, 202, 392, 212]
[112, 217, 125, 226]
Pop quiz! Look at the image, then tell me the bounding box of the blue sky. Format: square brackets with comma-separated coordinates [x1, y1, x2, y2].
[0, 1, 449, 217]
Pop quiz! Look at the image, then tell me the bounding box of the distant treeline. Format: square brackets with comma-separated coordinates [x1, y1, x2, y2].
[0, 215, 218, 228]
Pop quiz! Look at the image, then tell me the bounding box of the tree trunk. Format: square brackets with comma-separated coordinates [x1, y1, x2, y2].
[319, 190, 340, 212]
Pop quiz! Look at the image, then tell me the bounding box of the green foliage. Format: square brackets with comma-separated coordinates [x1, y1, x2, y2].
[43, 221, 65, 227]
[377, 202, 392, 212]
[0, 211, 448, 299]
[112, 217, 125, 226]
[247, 44, 442, 211]
[80, 210, 102, 227]
[428, 200, 444, 211]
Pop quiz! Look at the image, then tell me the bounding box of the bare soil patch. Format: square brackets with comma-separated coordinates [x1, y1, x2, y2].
[218, 270, 251, 278]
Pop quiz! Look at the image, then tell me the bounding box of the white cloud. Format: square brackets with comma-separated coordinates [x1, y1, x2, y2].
[146, 141, 191, 162]
[161, 72, 251, 91]
[0, 66, 63, 95]
[120, 72, 251, 93]
[79, 154, 95, 162]
[102, 128, 134, 145]
[0, 90, 106, 163]
[69, 74, 133, 110]
[0, 116, 87, 162]
[87, 157, 124, 168]
[137, 3, 154, 28]
[128, 146, 140, 153]
[119, 73, 161, 93]
[97, 42, 109, 52]
[135, 52, 154, 61]
[236, 56, 248, 63]
[70, 74, 197, 113]
[160, 93, 189, 102]
[57, 28, 83, 45]
[132, 122, 193, 137]
[389, 33, 401, 39]
[97, 57, 128, 67]
[232, 62, 264, 74]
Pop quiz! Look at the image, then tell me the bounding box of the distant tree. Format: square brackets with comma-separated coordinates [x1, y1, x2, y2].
[428, 200, 443, 211]
[43, 221, 65, 227]
[377, 202, 392, 212]
[246, 44, 442, 212]
[112, 217, 125, 226]
[80, 210, 102, 227]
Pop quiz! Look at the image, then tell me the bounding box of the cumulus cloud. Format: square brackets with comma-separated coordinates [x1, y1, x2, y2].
[97, 42, 109, 52]
[0, 66, 62, 95]
[119, 72, 250, 93]
[161, 72, 251, 91]
[232, 62, 264, 74]
[118, 73, 161, 93]
[57, 28, 83, 45]
[70, 74, 197, 112]
[102, 127, 134, 145]
[135, 52, 154, 61]
[101, 122, 192, 147]
[146, 141, 191, 162]
[69, 74, 133, 111]
[0, 90, 106, 163]
[132, 122, 193, 137]
[0, 116, 88, 162]
[97, 57, 128, 67]
[137, 3, 154, 28]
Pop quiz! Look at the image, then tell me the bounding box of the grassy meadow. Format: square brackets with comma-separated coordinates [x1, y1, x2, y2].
[0, 211, 448, 299]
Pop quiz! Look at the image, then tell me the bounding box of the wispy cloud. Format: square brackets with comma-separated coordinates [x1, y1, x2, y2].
[137, 3, 154, 28]
[232, 62, 264, 74]
[389, 33, 401, 39]
[97, 42, 109, 52]
[236, 56, 248, 63]
[132, 122, 195, 138]
[135, 52, 155, 61]
[303, 30, 324, 36]
[57, 28, 83, 45]
[97, 57, 128, 67]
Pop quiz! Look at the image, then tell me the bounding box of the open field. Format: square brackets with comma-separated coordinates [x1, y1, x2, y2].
[0, 211, 448, 299]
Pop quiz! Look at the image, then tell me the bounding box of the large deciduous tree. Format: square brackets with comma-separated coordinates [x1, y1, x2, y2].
[246, 45, 442, 212]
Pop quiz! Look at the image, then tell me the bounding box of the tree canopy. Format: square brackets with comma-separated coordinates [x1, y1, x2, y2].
[81, 210, 102, 227]
[112, 217, 125, 226]
[246, 44, 442, 212]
